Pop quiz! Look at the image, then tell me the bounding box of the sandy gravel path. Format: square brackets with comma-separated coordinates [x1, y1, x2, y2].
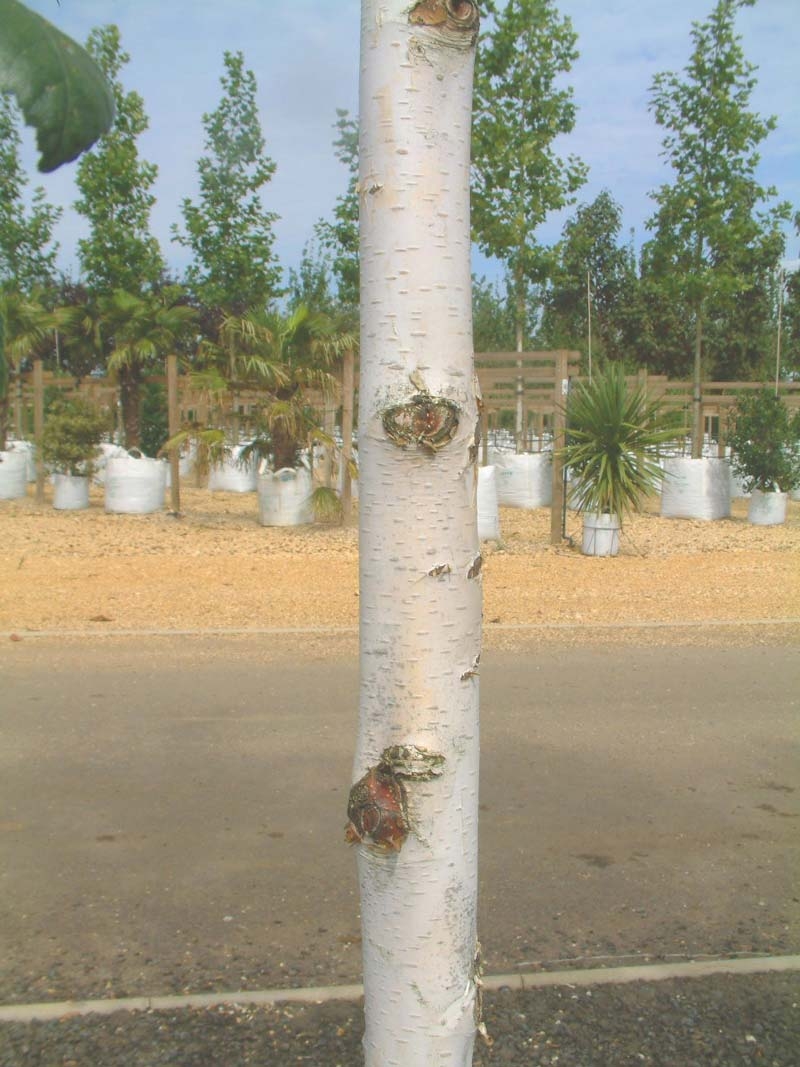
[1, 488, 798, 647]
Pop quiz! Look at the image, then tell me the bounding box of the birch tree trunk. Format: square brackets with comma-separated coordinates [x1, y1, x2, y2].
[348, 2, 482, 1063]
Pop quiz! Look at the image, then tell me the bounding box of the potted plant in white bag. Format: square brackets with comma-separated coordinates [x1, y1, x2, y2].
[726, 388, 800, 526]
[559, 363, 681, 556]
[39, 397, 110, 510]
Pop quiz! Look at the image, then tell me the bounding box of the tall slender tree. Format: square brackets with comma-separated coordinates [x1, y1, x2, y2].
[0, 94, 62, 292]
[351, 1, 482, 1061]
[472, 0, 587, 440]
[543, 190, 637, 367]
[74, 25, 163, 296]
[173, 51, 281, 316]
[315, 108, 360, 312]
[645, 0, 790, 453]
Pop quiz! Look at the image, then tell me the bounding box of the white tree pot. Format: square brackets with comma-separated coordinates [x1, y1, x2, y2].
[477, 465, 500, 540]
[105, 453, 167, 514]
[53, 473, 90, 510]
[660, 456, 731, 520]
[494, 452, 552, 508]
[747, 489, 788, 526]
[0, 450, 28, 499]
[258, 467, 313, 526]
[581, 511, 620, 557]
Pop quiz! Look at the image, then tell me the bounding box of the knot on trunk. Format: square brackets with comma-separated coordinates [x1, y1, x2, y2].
[382, 394, 460, 454]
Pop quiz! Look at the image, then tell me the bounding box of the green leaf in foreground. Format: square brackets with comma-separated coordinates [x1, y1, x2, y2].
[0, 0, 114, 172]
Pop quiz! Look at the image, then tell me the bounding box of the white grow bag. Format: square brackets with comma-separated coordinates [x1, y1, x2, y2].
[258, 467, 313, 526]
[208, 445, 258, 492]
[104, 451, 166, 514]
[495, 452, 552, 508]
[747, 489, 788, 526]
[477, 465, 500, 541]
[93, 442, 129, 486]
[0, 450, 28, 499]
[660, 457, 731, 520]
[53, 473, 90, 510]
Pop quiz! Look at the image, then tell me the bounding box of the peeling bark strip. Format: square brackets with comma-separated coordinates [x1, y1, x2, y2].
[354, 0, 481, 1062]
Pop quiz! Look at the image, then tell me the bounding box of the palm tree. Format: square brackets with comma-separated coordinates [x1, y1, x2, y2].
[0, 286, 53, 449]
[193, 304, 356, 471]
[99, 288, 197, 449]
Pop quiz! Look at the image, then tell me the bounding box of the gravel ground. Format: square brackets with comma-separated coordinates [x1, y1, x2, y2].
[1, 973, 798, 1066]
[1, 486, 799, 641]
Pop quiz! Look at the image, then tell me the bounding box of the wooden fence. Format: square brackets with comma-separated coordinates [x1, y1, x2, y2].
[12, 358, 800, 443]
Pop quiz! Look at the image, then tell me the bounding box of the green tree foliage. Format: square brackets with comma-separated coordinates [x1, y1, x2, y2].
[73, 25, 163, 296]
[542, 190, 637, 365]
[173, 51, 281, 315]
[727, 388, 800, 492]
[644, 0, 791, 405]
[783, 260, 800, 378]
[100, 287, 197, 448]
[39, 395, 110, 476]
[0, 94, 62, 292]
[287, 238, 336, 317]
[315, 108, 360, 311]
[0, 286, 52, 448]
[472, 0, 587, 347]
[472, 275, 517, 353]
[0, 0, 114, 172]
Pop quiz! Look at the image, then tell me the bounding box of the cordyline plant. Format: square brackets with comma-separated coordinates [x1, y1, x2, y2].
[560, 363, 682, 519]
[726, 388, 800, 493]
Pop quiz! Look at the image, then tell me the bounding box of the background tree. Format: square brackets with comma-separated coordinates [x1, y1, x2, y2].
[0, 287, 52, 448]
[542, 190, 638, 368]
[0, 94, 62, 292]
[472, 0, 587, 389]
[173, 51, 281, 317]
[287, 238, 336, 317]
[315, 108, 360, 312]
[645, 0, 791, 453]
[73, 24, 164, 447]
[100, 287, 196, 448]
[472, 273, 517, 352]
[74, 25, 163, 296]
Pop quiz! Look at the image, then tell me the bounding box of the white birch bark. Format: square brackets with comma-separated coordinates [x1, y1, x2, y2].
[349, 2, 482, 1064]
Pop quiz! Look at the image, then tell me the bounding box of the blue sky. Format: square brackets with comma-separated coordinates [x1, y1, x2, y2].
[20, 0, 800, 286]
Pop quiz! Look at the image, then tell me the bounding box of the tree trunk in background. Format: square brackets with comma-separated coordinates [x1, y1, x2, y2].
[692, 308, 704, 458]
[33, 358, 45, 503]
[515, 268, 525, 452]
[349, 2, 482, 1063]
[341, 348, 354, 525]
[118, 365, 142, 450]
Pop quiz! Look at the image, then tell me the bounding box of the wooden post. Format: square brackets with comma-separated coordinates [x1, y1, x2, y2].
[167, 353, 180, 514]
[33, 358, 45, 503]
[341, 348, 354, 526]
[550, 350, 568, 545]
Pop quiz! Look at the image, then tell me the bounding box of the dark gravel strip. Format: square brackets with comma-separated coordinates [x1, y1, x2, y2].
[1, 972, 798, 1067]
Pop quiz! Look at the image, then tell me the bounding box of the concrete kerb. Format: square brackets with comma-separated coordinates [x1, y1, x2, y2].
[1, 955, 799, 1024]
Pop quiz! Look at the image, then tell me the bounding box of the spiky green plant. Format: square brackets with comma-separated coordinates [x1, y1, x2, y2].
[559, 363, 682, 520]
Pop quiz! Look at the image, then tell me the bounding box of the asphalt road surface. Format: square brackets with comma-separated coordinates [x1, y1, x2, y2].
[1, 637, 797, 1006]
